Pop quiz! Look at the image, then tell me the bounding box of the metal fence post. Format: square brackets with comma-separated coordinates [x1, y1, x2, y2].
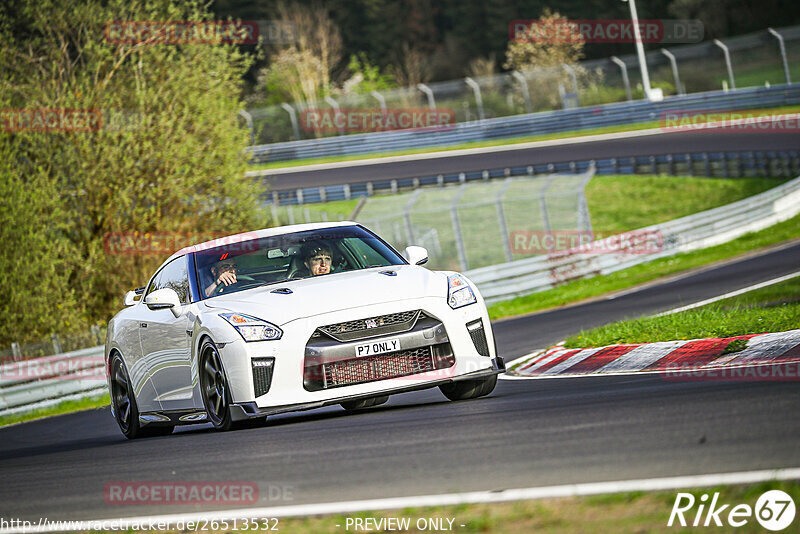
[713, 39, 736, 90]
[539, 173, 557, 236]
[371, 90, 388, 114]
[403, 189, 423, 244]
[464, 77, 485, 122]
[280, 103, 301, 141]
[661, 49, 683, 95]
[610, 56, 632, 101]
[238, 110, 255, 145]
[270, 203, 279, 225]
[767, 28, 792, 85]
[11, 342, 21, 361]
[51, 333, 63, 355]
[417, 83, 436, 111]
[512, 71, 533, 113]
[563, 64, 579, 94]
[450, 185, 469, 271]
[496, 178, 515, 262]
[324, 96, 345, 135]
[578, 164, 596, 234]
[91, 324, 102, 346]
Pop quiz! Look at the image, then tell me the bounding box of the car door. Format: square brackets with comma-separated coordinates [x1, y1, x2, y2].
[139, 256, 195, 412]
[115, 304, 163, 414]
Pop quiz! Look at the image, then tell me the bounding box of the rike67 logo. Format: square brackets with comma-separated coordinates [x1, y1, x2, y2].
[669, 490, 796, 530]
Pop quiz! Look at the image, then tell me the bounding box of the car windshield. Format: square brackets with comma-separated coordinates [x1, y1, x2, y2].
[194, 226, 405, 299]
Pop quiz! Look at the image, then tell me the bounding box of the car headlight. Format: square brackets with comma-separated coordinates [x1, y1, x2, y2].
[447, 274, 477, 309]
[220, 313, 282, 342]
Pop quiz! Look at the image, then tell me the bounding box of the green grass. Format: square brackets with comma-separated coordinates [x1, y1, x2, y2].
[563, 276, 800, 348]
[251, 105, 800, 171]
[141, 480, 799, 533]
[585, 175, 784, 233]
[488, 212, 800, 320]
[0, 393, 109, 428]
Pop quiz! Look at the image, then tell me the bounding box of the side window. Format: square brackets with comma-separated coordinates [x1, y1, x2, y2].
[344, 237, 387, 267]
[145, 257, 190, 304]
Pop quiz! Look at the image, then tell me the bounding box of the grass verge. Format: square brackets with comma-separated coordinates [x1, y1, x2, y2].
[0, 393, 109, 428]
[488, 213, 800, 320]
[142, 480, 798, 533]
[251, 104, 800, 171]
[563, 276, 800, 348]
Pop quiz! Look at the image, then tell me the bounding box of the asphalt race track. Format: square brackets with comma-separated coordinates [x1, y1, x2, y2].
[1, 241, 798, 522]
[261, 130, 800, 191]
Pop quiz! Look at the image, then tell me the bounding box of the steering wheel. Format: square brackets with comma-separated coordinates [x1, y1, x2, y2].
[214, 279, 262, 295]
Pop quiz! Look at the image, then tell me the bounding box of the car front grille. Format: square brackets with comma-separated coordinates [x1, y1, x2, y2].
[304, 344, 455, 391]
[317, 310, 421, 341]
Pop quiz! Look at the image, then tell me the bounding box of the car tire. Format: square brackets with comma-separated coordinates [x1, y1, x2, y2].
[341, 395, 389, 411]
[110, 353, 174, 439]
[439, 374, 497, 401]
[199, 339, 242, 431]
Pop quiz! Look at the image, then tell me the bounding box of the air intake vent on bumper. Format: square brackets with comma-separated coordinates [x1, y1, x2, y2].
[466, 319, 490, 357]
[252, 358, 275, 397]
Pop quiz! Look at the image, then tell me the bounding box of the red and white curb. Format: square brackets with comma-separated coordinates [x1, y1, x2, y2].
[506, 329, 800, 379]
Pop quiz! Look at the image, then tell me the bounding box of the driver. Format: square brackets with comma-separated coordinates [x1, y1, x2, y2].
[204, 255, 254, 296]
[302, 243, 334, 276]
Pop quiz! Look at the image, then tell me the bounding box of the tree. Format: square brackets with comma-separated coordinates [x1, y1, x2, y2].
[0, 0, 261, 342]
[503, 8, 586, 71]
[254, 1, 343, 106]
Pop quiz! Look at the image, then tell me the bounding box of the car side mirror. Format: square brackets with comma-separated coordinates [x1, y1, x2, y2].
[403, 246, 429, 266]
[144, 288, 184, 317]
[123, 286, 145, 306]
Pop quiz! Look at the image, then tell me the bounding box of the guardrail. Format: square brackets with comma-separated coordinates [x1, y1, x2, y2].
[466, 174, 800, 303]
[0, 346, 106, 418]
[264, 149, 800, 205]
[247, 85, 800, 164]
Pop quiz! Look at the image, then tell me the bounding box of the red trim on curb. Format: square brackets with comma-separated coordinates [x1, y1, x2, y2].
[561, 344, 640, 374]
[533, 349, 584, 374]
[646, 338, 725, 370]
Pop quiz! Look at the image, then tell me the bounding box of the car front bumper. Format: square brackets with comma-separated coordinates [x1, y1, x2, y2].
[215, 296, 500, 412]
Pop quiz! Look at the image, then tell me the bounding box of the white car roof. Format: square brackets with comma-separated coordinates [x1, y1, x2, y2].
[168, 221, 360, 263]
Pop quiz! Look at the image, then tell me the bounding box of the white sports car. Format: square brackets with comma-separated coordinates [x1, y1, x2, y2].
[106, 222, 504, 439]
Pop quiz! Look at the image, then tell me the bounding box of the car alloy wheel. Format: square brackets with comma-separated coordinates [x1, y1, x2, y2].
[110, 354, 173, 439]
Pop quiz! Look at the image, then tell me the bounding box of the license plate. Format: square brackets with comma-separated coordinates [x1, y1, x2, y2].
[355, 337, 401, 357]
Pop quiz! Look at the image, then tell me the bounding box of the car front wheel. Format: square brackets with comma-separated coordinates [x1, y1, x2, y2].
[199, 339, 264, 431]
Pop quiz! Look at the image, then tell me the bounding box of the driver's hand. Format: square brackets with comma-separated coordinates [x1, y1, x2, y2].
[217, 271, 237, 286]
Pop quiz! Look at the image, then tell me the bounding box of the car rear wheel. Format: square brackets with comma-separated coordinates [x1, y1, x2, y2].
[341, 395, 389, 411]
[199, 340, 263, 431]
[439, 373, 497, 401]
[110, 353, 174, 439]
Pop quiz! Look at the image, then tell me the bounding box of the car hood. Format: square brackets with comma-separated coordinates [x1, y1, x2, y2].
[202, 265, 446, 326]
